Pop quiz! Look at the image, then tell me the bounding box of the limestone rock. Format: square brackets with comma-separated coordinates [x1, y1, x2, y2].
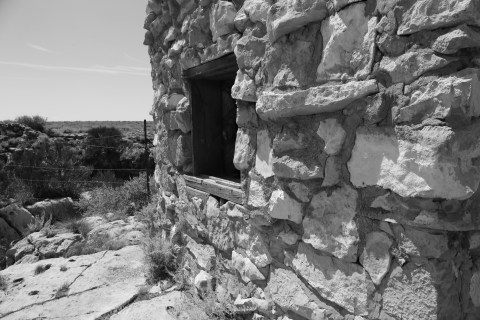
[0, 218, 21, 249]
[231, 250, 265, 282]
[278, 229, 300, 245]
[382, 259, 461, 320]
[232, 71, 257, 102]
[287, 182, 311, 203]
[195, 270, 213, 293]
[267, 0, 328, 43]
[233, 128, 256, 170]
[247, 175, 268, 208]
[234, 296, 271, 315]
[397, 0, 480, 36]
[322, 156, 341, 187]
[239, 0, 271, 24]
[317, 3, 376, 81]
[433, 24, 480, 54]
[0, 204, 35, 237]
[186, 240, 216, 271]
[174, 97, 192, 133]
[273, 129, 308, 154]
[0, 246, 145, 320]
[471, 266, 480, 307]
[397, 68, 480, 124]
[210, 1, 237, 42]
[86, 218, 146, 249]
[256, 80, 378, 120]
[272, 155, 324, 180]
[235, 34, 267, 72]
[378, 49, 452, 85]
[236, 223, 272, 268]
[316, 118, 346, 155]
[332, 0, 363, 11]
[26, 198, 76, 222]
[348, 125, 480, 200]
[392, 225, 449, 259]
[236, 102, 258, 128]
[359, 232, 392, 285]
[268, 190, 303, 224]
[110, 291, 182, 320]
[255, 129, 274, 178]
[266, 267, 341, 320]
[303, 184, 359, 262]
[289, 242, 368, 315]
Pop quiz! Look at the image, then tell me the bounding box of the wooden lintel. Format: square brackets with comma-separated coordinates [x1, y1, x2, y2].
[182, 53, 238, 80]
[184, 175, 244, 204]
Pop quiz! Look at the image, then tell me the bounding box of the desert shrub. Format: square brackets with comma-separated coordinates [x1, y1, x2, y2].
[15, 115, 47, 132]
[55, 282, 70, 298]
[0, 274, 6, 291]
[59, 219, 92, 238]
[7, 136, 92, 199]
[143, 234, 180, 284]
[84, 127, 123, 176]
[34, 264, 51, 275]
[77, 173, 152, 218]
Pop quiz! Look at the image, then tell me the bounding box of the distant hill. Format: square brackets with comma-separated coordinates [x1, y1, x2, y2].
[46, 121, 154, 139]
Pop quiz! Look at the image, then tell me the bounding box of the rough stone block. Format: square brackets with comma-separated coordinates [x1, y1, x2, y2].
[247, 174, 268, 208]
[267, 0, 328, 43]
[234, 128, 256, 171]
[231, 71, 257, 102]
[268, 190, 303, 224]
[210, 1, 237, 42]
[392, 225, 449, 259]
[432, 24, 480, 54]
[231, 250, 265, 282]
[348, 125, 480, 200]
[316, 118, 346, 156]
[288, 242, 368, 315]
[398, 68, 480, 124]
[317, 3, 376, 81]
[255, 129, 274, 178]
[303, 184, 359, 262]
[272, 154, 324, 180]
[397, 0, 480, 36]
[186, 240, 216, 271]
[378, 49, 452, 85]
[359, 231, 392, 286]
[256, 80, 378, 120]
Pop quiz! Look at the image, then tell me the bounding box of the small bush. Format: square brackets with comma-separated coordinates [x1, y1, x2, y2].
[34, 264, 51, 275]
[15, 115, 47, 132]
[59, 219, 92, 238]
[0, 274, 7, 291]
[77, 173, 152, 218]
[55, 282, 70, 298]
[143, 234, 180, 284]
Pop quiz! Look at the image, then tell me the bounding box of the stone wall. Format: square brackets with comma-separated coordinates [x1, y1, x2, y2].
[143, 0, 480, 319]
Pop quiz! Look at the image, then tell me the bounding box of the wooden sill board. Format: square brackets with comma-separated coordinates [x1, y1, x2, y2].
[184, 175, 243, 204]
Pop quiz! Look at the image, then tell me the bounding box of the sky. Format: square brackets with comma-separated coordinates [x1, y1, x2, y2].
[0, 0, 153, 121]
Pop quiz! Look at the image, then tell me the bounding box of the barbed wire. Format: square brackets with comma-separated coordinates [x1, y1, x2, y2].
[4, 164, 148, 171]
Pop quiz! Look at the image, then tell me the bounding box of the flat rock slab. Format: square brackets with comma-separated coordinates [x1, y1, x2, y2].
[110, 291, 181, 320]
[0, 245, 145, 320]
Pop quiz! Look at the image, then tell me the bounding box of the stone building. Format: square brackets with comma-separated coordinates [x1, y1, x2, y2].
[143, 0, 480, 319]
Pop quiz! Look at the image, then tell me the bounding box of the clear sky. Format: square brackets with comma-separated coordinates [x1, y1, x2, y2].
[0, 0, 153, 121]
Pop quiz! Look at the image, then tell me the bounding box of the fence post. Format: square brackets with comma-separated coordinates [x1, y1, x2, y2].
[144, 119, 150, 199]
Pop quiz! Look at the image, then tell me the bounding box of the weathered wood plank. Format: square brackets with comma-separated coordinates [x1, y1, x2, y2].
[199, 175, 241, 189]
[183, 53, 237, 80]
[184, 175, 244, 204]
[185, 186, 209, 203]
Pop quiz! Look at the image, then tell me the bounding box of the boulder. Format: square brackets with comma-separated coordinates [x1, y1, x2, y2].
[268, 190, 303, 224]
[194, 270, 213, 294]
[233, 128, 256, 170]
[236, 224, 272, 268]
[348, 125, 480, 200]
[86, 218, 147, 249]
[288, 242, 368, 315]
[316, 118, 346, 155]
[322, 156, 341, 187]
[432, 24, 480, 54]
[0, 204, 35, 237]
[256, 80, 378, 120]
[359, 231, 392, 285]
[332, 0, 363, 11]
[397, 0, 480, 35]
[26, 198, 76, 222]
[317, 3, 376, 81]
[247, 175, 268, 208]
[0, 217, 21, 248]
[397, 68, 480, 124]
[234, 34, 268, 72]
[266, 267, 341, 320]
[174, 97, 192, 133]
[238, 0, 271, 24]
[303, 184, 359, 262]
[0, 246, 145, 320]
[267, 0, 328, 43]
[378, 49, 452, 85]
[210, 1, 237, 42]
[231, 250, 265, 282]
